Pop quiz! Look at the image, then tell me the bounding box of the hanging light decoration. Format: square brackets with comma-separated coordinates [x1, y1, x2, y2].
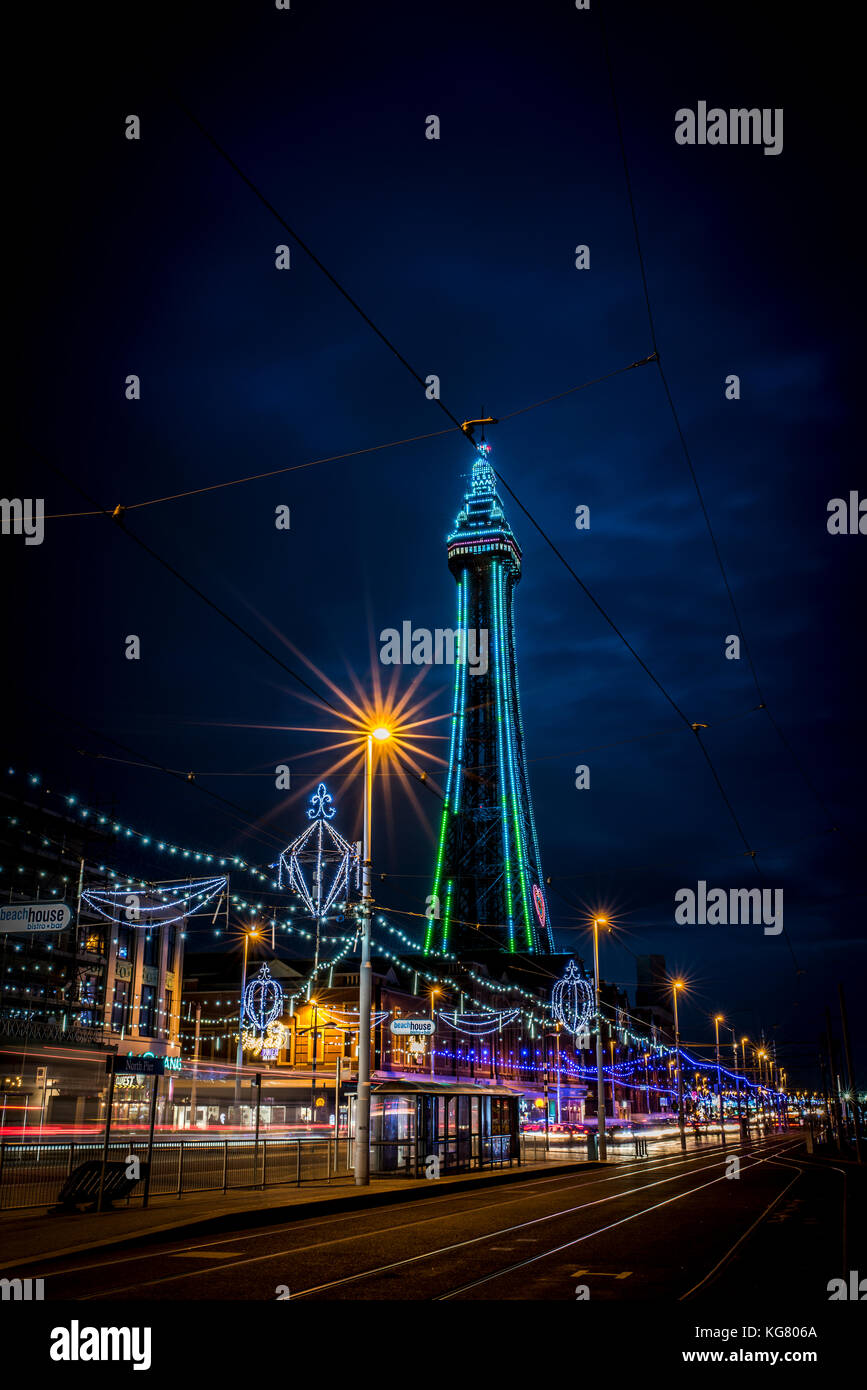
[242, 963, 286, 1058]
[551, 960, 593, 1037]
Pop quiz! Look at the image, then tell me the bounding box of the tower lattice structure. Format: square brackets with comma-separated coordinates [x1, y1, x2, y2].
[425, 444, 553, 956]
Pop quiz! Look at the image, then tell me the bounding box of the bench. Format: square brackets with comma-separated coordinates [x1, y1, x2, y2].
[52, 1159, 148, 1213]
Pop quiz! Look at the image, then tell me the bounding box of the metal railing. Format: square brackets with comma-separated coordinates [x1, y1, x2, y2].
[519, 1124, 747, 1164]
[0, 1013, 112, 1048]
[367, 1133, 515, 1177]
[0, 1136, 352, 1211]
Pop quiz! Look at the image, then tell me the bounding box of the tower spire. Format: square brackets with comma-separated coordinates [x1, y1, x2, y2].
[425, 446, 552, 956]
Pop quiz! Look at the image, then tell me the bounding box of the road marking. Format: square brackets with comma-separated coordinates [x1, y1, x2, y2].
[74, 1136, 792, 1298]
[170, 1250, 241, 1259]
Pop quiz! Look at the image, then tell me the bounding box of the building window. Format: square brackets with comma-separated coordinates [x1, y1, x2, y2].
[164, 990, 173, 1039]
[78, 973, 99, 1025]
[112, 981, 130, 1033]
[116, 924, 132, 961]
[139, 985, 157, 1036]
[143, 931, 158, 968]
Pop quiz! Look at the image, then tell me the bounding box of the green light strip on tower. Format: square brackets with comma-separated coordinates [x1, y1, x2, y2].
[426, 570, 467, 954]
[497, 564, 535, 951]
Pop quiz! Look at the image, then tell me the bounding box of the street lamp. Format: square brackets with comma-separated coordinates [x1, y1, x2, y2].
[727, 1024, 743, 1135]
[235, 927, 260, 1108]
[672, 979, 686, 1151]
[741, 1036, 751, 1134]
[354, 725, 391, 1186]
[713, 1014, 726, 1146]
[429, 988, 440, 1081]
[757, 1049, 769, 1131]
[592, 917, 608, 1161]
[310, 997, 319, 1119]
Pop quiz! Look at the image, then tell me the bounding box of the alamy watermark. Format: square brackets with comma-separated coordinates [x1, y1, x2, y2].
[675, 881, 783, 936]
[380, 623, 488, 675]
[675, 103, 783, 157]
[1, 498, 44, 546]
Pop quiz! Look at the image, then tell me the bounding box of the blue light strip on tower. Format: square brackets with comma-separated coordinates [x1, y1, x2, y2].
[509, 593, 553, 950]
[453, 570, 468, 816]
[491, 561, 515, 951]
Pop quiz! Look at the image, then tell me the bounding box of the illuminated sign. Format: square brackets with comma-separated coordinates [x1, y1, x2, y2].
[0, 903, 72, 934]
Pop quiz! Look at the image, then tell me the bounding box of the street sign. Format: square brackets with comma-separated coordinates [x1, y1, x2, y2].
[0, 902, 72, 934]
[390, 1019, 435, 1035]
[107, 1055, 165, 1076]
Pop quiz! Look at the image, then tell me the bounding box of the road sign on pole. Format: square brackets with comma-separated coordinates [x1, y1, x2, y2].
[107, 1055, 166, 1076]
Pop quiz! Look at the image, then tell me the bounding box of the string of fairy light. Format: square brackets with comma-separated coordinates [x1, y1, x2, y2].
[4, 767, 787, 1098]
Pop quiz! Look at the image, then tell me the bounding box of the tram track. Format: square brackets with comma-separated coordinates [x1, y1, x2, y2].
[39, 1133, 759, 1289]
[38, 1133, 797, 1300]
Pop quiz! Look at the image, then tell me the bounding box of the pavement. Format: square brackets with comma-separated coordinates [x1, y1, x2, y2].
[0, 1153, 597, 1270]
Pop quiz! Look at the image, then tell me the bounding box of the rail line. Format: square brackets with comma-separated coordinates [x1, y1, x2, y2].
[41, 1133, 796, 1300]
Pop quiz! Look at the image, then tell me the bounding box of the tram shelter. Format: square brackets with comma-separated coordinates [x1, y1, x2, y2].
[356, 1079, 521, 1176]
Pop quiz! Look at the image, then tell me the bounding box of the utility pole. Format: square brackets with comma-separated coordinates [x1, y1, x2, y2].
[189, 1002, 201, 1128]
[825, 1008, 842, 1150]
[714, 1015, 726, 1146]
[838, 983, 863, 1163]
[672, 981, 686, 1152]
[592, 918, 607, 1160]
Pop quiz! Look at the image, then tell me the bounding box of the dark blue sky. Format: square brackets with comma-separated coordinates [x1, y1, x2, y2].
[8, 0, 864, 1083]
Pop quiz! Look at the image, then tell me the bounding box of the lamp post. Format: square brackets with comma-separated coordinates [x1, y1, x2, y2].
[672, 980, 686, 1151]
[310, 998, 319, 1120]
[354, 726, 391, 1186]
[429, 988, 439, 1081]
[713, 1014, 726, 1146]
[592, 917, 608, 1160]
[728, 1025, 743, 1136]
[234, 928, 259, 1109]
[741, 1037, 751, 1135]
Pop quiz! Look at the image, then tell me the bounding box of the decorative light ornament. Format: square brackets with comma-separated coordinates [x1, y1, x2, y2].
[551, 960, 593, 1038]
[275, 783, 359, 922]
[243, 963, 284, 1038]
[243, 1020, 286, 1059]
[532, 884, 546, 931]
[437, 1009, 520, 1036]
[306, 783, 336, 821]
[82, 876, 227, 927]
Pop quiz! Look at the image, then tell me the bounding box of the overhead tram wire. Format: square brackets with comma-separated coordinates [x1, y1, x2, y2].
[43, 359, 650, 520]
[161, 93, 801, 958]
[26, 698, 289, 853]
[50, 90, 808, 962]
[28, 448, 445, 808]
[595, 0, 843, 846]
[489, 464, 801, 974]
[31, 448, 340, 717]
[164, 89, 470, 438]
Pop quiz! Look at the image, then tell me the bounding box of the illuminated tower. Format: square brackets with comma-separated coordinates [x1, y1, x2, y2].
[425, 443, 553, 956]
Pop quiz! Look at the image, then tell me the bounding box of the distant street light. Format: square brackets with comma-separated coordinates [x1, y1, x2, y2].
[672, 980, 686, 1151]
[713, 1014, 726, 1146]
[592, 916, 609, 1161]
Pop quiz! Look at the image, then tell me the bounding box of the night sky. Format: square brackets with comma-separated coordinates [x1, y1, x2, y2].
[7, 1, 864, 1082]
